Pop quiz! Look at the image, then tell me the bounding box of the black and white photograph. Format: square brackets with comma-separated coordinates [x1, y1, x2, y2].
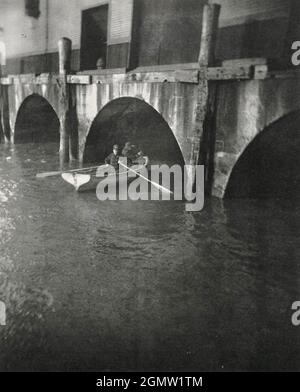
[0, 0, 300, 379]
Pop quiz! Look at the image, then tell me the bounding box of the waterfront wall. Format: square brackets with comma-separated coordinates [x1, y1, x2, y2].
[3, 73, 200, 167]
[2, 69, 299, 198]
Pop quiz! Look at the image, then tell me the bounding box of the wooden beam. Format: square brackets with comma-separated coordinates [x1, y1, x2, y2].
[207, 66, 253, 80]
[222, 58, 267, 67]
[13, 74, 36, 84]
[174, 70, 199, 83]
[35, 73, 52, 85]
[67, 74, 92, 84]
[0, 76, 13, 85]
[92, 69, 200, 84]
[93, 74, 124, 84]
[77, 67, 126, 75]
[132, 63, 199, 73]
[125, 70, 199, 83]
[3, 65, 299, 88]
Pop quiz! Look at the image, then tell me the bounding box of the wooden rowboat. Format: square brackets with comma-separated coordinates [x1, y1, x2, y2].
[61, 158, 149, 192]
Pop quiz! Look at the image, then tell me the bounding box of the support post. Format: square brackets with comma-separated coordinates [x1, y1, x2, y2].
[186, 3, 220, 198]
[58, 37, 72, 164]
[0, 66, 9, 144]
[198, 3, 220, 68]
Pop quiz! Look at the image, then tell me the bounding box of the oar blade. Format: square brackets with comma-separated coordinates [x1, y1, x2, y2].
[36, 165, 100, 179]
[36, 171, 61, 178]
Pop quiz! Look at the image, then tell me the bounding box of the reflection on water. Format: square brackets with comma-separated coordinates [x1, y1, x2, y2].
[0, 143, 299, 371]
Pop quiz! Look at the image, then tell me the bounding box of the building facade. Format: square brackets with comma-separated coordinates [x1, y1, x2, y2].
[0, 0, 298, 75]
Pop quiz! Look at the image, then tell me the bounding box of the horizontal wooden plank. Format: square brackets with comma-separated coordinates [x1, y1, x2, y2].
[2, 66, 299, 87]
[127, 70, 199, 83]
[92, 74, 127, 84]
[126, 72, 174, 83]
[67, 75, 92, 84]
[77, 67, 126, 75]
[35, 73, 52, 85]
[222, 58, 268, 67]
[13, 74, 36, 84]
[0, 76, 13, 85]
[93, 70, 199, 84]
[207, 66, 253, 80]
[175, 70, 199, 83]
[133, 63, 199, 73]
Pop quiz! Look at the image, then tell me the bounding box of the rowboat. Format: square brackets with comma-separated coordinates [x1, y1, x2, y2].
[61, 157, 149, 192]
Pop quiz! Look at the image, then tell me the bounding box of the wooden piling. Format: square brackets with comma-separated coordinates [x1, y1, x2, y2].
[58, 37, 72, 76]
[0, 65, 9, 144]
[198, 3, 220, 68]
[58, 37, 72, 164]
[187, 4, 220, 198]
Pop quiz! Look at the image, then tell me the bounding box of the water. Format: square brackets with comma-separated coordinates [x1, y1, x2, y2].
[0, 143, 300, 371]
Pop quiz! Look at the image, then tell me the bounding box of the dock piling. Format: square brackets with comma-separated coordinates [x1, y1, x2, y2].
[58, 37, 72, 164]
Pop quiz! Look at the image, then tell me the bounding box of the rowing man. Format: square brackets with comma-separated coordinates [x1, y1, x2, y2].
[121, 142, 138, 165]
[105, 144, 120, 170]
[134, 150, 149, 166]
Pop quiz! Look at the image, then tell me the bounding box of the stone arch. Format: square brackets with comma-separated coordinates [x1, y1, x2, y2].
[14, 93, 60, 143]
[225, 110, 300, 199]
[212, 77, 300, 198]
[82, 96, 185, 166]
[76, 81, 199, 167]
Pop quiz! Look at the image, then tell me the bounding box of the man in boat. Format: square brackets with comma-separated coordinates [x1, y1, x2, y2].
[105, 144, 120, 170]
[121, 142, 138, 165]
[134, 150, 149, 166]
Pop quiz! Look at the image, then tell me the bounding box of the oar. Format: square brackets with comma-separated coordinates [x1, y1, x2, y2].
[36, 165, 99, 179]
[119, 161, 173, 195]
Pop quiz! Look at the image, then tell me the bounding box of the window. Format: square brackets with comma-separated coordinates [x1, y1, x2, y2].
[80, 4, 109, 71]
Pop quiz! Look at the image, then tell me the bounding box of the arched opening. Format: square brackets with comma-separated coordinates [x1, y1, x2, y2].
[225, 110, 300, 199]
[15, 94, 60, 144]
[83, 97, 184, 166]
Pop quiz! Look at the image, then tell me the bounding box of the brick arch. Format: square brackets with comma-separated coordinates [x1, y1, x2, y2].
[82, 96, 186, 166]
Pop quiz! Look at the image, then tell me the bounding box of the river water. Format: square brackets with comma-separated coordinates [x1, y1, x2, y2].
[0, 143, 299, 371]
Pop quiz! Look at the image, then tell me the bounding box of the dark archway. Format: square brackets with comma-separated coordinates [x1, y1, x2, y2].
[15, 94, 60, 143]
[83, 97, 185, 166]
[225, 110, 300, 199]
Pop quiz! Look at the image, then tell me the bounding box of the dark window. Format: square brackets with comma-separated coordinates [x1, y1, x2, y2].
[131, 0, 205, 67]
[25, 0, 40, 19]
[80, 4, 109, 71]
